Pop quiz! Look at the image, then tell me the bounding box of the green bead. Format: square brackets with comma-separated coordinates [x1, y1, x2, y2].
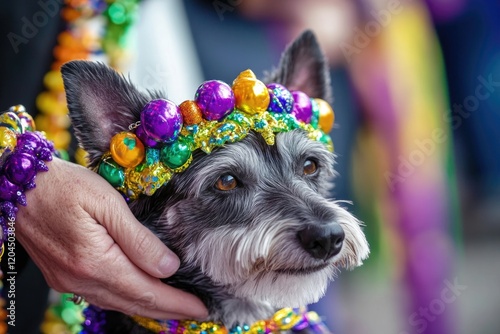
[58, 149, 70, 161]
[145, 148, 160, 166]
[135, 162, 146, 172]
[98, 159, 125, 187]
[319, 132, 331, 144]
[160, 138, 192, 169]
[310, 98, 319, 129]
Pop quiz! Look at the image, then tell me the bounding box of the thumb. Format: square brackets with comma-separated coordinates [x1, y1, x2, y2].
[91, 193, 180, 278]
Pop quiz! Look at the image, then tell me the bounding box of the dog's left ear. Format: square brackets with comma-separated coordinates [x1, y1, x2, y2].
[266, 30, 332, 103]
[61, 60, 150, 166]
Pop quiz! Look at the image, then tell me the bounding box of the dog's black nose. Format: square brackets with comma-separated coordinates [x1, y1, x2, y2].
[297, 224, 345, 260]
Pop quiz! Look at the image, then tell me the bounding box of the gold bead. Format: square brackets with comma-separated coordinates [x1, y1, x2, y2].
[272, 308, 300, 330]
[36, 92, 68, 115]
[0, 112, 22, 132]
[249, 320, 266, 334]
[314, 98, 334, 133]
[110, 132, 145, 168]
[46, 130, 71, 150]
[179, 100, 203, 125]
[0, 126, 17, 150]
[232, 69, 270, 115]
[44, 70, 65, 92]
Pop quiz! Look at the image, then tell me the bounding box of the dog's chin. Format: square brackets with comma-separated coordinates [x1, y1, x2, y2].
[230, 266, 334, 308]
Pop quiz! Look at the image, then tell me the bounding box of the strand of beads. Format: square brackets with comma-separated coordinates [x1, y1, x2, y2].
[0, 106, 55, 243]
[131, 307, 330, 334]
[98, 69, 335, 200]
[36, 0, 140, 163]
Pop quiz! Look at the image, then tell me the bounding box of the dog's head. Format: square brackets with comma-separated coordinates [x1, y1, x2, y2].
[61, 31, 369, 310]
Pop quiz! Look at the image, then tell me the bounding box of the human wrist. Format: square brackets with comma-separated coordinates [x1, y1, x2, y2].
[0, 105, 56, 242]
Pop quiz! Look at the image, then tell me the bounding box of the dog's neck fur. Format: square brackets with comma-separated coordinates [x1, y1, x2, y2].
[164, 264, 275, 327]
[130, 196, 277, 327]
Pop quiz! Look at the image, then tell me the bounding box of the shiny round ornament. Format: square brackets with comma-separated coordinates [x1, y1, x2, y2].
[291, 91, 313, 123]
[195, 80, 235, 121]
[135, 125, 160, 148]
[98, 159, 125, 187]
[314, 98, 335, 133]
[160, 138, 192, 169]
[16, 111, 36, 131]
[110, 132, 145, 168]
[0, 112, 23, 132]
[0, 126, 17, 150]
[232, 69, 270, 115]
[179, 100, 203, 125]
[266, 83, 294, 113]
[141, 99, 183, 143]
[4, 152, 36, 185]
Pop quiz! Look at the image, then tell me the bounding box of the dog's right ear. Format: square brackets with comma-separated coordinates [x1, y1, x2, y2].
[265, 30, 332, 103]
[61, 60, 150, 166]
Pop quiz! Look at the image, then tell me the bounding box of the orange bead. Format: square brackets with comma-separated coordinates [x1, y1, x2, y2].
[61, 8, 82, 22]
[232, 69, 270, 115]
[179, 100, 203, 125]
[314, 98, 335, 133]
[110, 132, 145, 168]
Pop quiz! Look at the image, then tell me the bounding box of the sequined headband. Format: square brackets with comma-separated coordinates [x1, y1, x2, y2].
[97, 69, 335, 200]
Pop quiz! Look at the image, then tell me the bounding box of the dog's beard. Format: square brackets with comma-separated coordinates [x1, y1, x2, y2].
[179, 201, 369, 307]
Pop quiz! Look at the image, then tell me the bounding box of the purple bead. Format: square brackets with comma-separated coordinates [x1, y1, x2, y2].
[0, 201, 15, 213]
[0, 175, 22, 201]
[195, 80, 235, 121]
[1, 217, 7, 242]
[38, 147, 53, 161]
[17, 193, 27, 206]
[36, 159, 49, 172]
[0, 201, 18, 220]
[291, 91, 313, 123]
[135, 124, 160, 148]
[17, 132, 42, 152]
[141, 99, 183, 143]
[267, 83, 294, 113]
[4, 152, 36, 185]
[25, 177, 36, 190]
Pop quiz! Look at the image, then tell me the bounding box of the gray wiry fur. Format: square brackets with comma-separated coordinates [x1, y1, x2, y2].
[61, 31, 369, 333]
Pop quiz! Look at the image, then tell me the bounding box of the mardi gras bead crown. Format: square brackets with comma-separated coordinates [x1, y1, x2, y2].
[97, 69, 335, 200]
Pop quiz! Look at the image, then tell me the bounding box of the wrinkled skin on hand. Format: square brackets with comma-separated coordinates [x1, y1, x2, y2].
[16, 157, 208, 320]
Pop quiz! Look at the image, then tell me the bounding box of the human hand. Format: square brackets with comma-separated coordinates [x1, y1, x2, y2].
[15, 157, 208, 320]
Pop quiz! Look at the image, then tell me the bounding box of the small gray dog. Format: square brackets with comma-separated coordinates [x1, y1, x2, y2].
[61, 30, 369, 333]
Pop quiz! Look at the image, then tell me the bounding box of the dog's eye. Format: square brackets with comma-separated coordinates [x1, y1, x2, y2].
[215, 174, 238, 191]
[303, 159, 318, 175]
